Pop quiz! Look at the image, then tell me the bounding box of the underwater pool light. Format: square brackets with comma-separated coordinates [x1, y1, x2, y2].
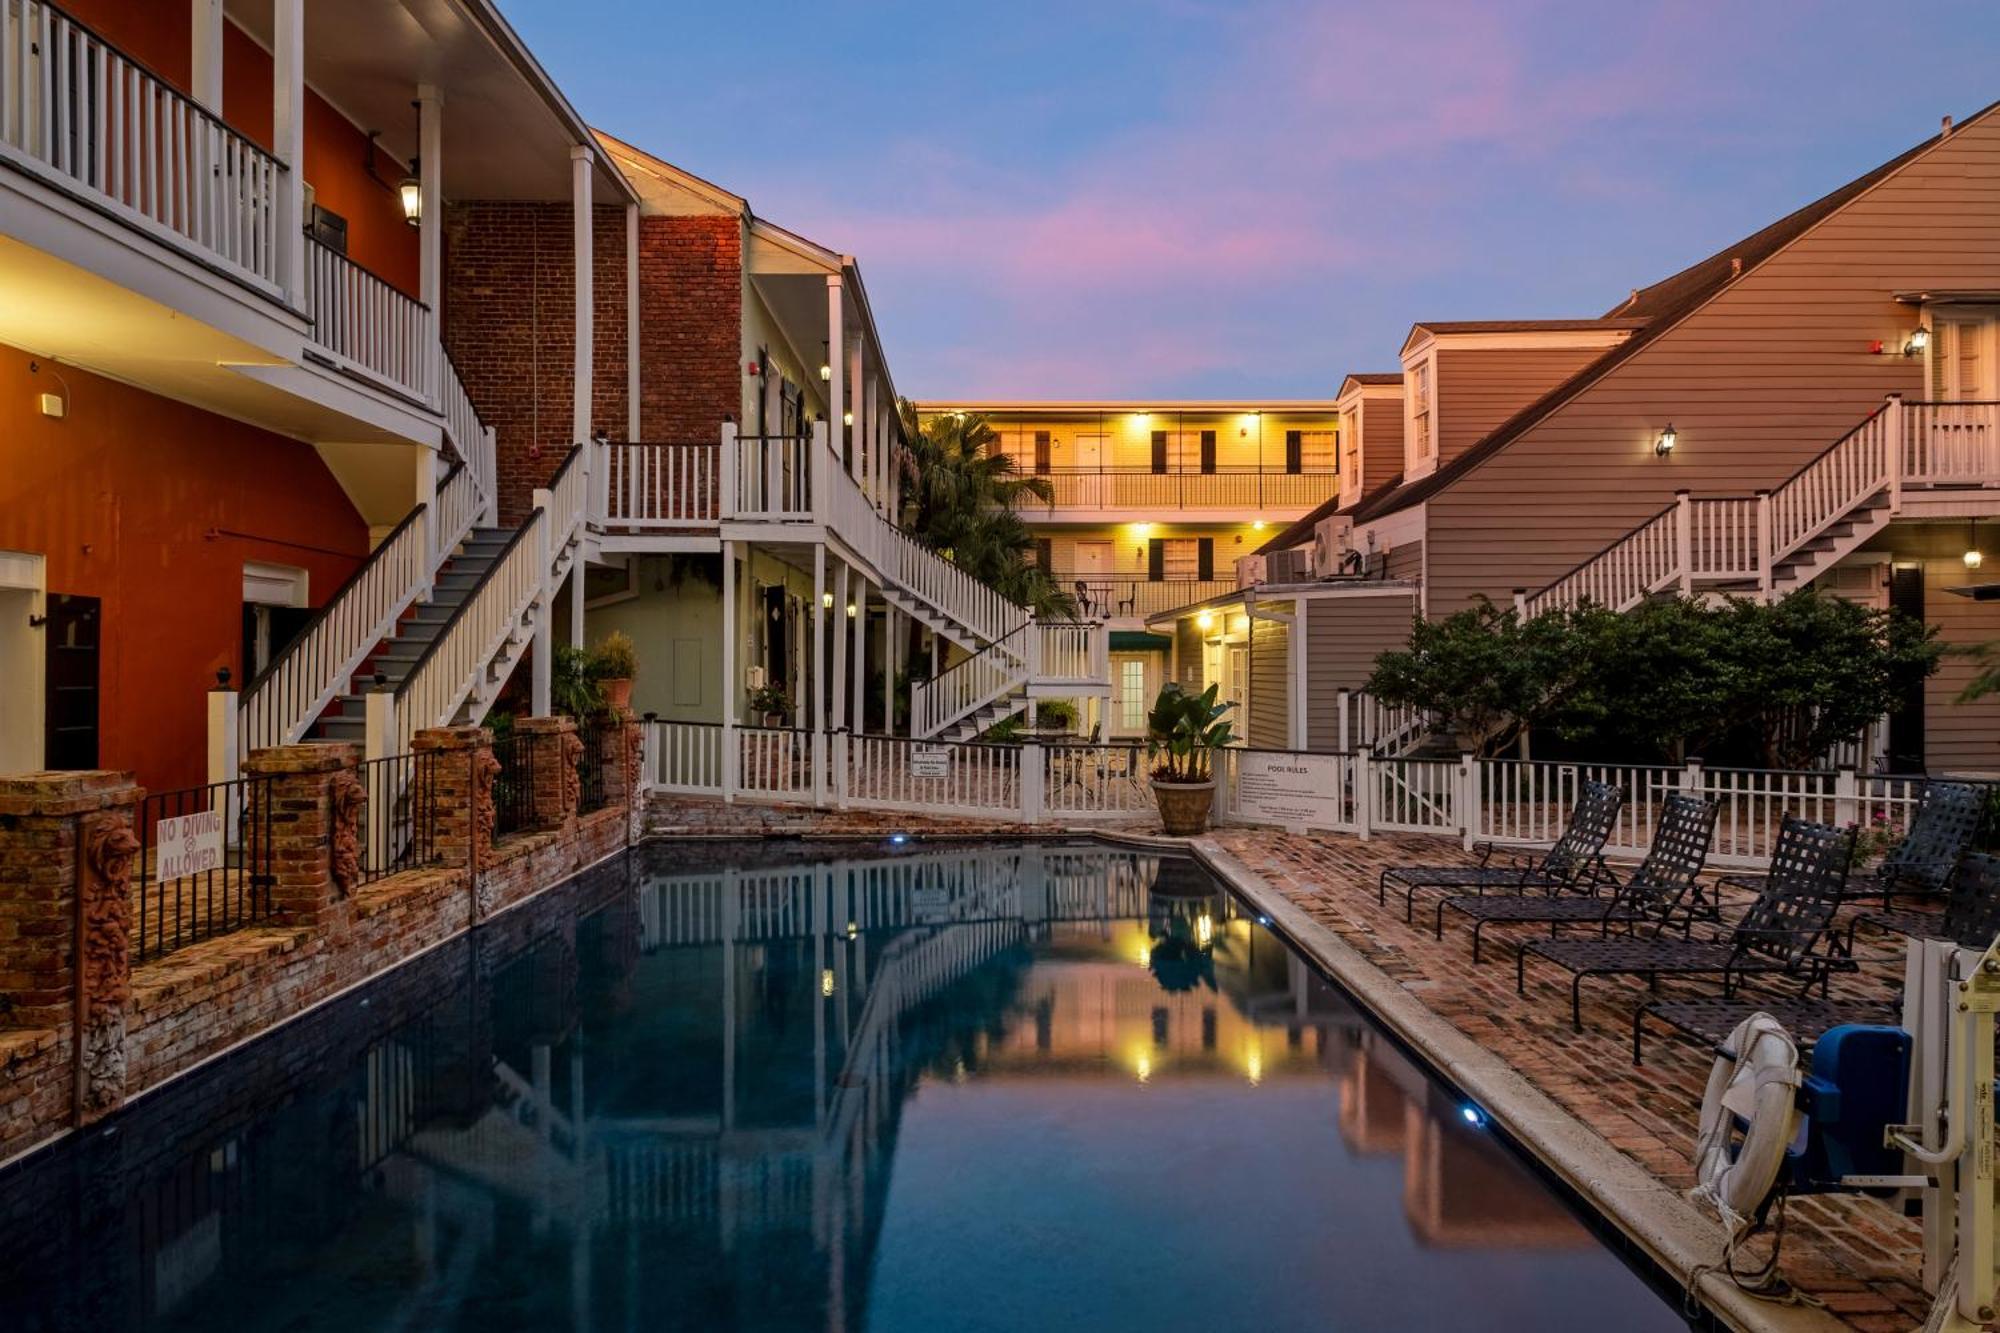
[1461, 1104, 1488, 1129]
[890, 833, 909, 845]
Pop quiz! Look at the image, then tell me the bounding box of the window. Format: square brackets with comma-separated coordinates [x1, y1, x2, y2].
[1161, 538, 1200, 579]
[1410, 360, 1434, 460]
[1287, 429, 1335, 474]
[1033, 430, 1052, 474]
[1118, 658, 1148, 732]
[1342, 408, 1361, 484]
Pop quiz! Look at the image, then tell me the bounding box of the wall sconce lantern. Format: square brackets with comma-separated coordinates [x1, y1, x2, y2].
[846, 601, 859, 618]
[1905, 326, 1931, 358]
[398, 155, 422, 227]
[843, 411, 854, 426]
[821, 591, 834, 609]
[1966, 521, 1983, 571]
[819, 341, 832, 382]
[1196, 611, 1216, 632]
[1654, 424, 1677, 457]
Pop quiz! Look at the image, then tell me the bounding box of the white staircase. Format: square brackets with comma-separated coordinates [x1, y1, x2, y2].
[1521, 396, 1998, 618]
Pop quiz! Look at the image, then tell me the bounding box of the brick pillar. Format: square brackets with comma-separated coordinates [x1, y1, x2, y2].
[0, 771, 142, 1124]
[245, 743, 355, 932]
[597, 710, 645, 839]
[515, 715, 580, 830]
[413, 726, 497, 917]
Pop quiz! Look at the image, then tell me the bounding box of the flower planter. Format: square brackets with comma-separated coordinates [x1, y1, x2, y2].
[602, 677, 633, 711]
[1151, 779, 1215, 836]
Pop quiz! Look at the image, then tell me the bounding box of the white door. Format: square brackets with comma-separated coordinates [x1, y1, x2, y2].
[1930, 315, 1998, 478]
[1072, 434, 1107, 506]
[1225, 644, 1248, 718]
[1072, 541, 1114, 617]
[1112, 653, 1152, 736]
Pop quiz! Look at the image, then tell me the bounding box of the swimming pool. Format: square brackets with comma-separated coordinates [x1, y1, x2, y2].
[0, 840, 1689, 1331]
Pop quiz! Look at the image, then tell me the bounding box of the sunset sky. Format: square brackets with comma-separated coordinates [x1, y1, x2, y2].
[504, 1, 2000, 400]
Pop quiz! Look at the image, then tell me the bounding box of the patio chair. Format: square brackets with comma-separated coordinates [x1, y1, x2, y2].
[1845, 848, 2000, 952]
[1116, 583, 1136, 617]
[1516, 813, 1855, 1033]
[1434, 793, 1719, 962]
[1377, 780, 1624, 923]
[1719, 780, 1982, 912]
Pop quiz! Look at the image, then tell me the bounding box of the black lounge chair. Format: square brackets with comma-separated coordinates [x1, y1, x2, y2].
[1720, 780, 1982, 912]
[1517, 814, 1855, 1032]
[1846, 849, 2000, 952]
[1632, 996, 1900, 1065]
[1434, 793, 1719, 962]
[1378, 780, 1624, 924]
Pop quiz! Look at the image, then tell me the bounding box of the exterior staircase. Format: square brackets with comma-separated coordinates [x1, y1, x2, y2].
[1521, 396, 1994, 618]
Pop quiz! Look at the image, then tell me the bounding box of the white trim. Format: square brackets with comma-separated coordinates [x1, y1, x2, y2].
[1399, 326, 1640, 358]
[242, 560, 309, 607]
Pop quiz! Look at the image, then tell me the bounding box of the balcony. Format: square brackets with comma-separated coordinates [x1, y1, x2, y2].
[1011, 467, 1338, 519]
[1057, 574, 1236, 621]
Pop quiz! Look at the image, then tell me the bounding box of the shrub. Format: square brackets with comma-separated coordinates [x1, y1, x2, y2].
[1146, 683, 1235, 782]
[593, 630, 639, 680]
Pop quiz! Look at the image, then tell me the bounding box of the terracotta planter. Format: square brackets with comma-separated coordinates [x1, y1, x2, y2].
[1151, 779, 1215, 836]
[602, 677, 633, 711]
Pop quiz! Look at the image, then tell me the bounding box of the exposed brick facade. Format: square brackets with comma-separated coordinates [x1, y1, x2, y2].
[442, 202, 632, 524]
[637, 214, 742, 444]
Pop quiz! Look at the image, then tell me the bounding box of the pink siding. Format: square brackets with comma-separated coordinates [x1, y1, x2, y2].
[1424, 115, 2000, 615]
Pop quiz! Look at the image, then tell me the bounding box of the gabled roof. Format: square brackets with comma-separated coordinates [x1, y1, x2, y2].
[1255, 473, 1405, 555]
[1398, 317, 1646, 357]
[1361, 104, 1998, 523]
[1338, 372, 1403, 397]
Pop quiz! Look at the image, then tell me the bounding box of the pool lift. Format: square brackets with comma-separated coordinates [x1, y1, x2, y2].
[1691, 933, 1999, 1326]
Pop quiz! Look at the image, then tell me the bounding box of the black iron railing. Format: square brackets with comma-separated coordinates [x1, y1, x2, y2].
[576, 721, 612, 814]
[134, 776, 275, 962]
[355, 751, 442, 885]
[492, 730, 539, 837]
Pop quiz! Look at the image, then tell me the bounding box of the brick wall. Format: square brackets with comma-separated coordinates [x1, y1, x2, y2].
[443, 202, 631, 524]
[637, 214, 742, 444]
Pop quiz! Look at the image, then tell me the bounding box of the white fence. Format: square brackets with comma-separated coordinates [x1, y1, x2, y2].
[643, 720, 1954, 871]
[305, 237, 431, 399]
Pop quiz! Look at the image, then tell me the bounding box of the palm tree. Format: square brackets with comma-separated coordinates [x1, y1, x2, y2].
[896, 403, 1077, 620]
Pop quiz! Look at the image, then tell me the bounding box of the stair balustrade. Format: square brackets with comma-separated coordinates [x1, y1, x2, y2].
[909, 627, 1030, 740]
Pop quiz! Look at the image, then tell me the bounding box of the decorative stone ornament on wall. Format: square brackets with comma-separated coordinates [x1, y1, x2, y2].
[78, 811, 140, 1120]
[474, 750, 502, 871]
[329, 769, 366, 895]
[561, 730, 584, 818]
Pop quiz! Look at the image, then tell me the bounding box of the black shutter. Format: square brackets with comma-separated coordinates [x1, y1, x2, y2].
[1197, 537, 1214, 581]
[1034, 430, 1052, 474]
[1035, 537, 1052, 572]
[1285, 429, 1303, 474]
[1200, 430, 1217, 474]
[1151, 430, 1169, 474]
[1148, 538, 1165, 581]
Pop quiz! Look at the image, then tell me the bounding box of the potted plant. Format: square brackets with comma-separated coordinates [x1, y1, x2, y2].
[1145, 683, 1235, 835]
[593, 631, 639, 712]
[749, 683, 791, 728]
[1034, 699, 1077, 734]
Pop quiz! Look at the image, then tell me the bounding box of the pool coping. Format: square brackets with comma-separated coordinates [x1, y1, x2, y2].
[1085, 829, 1852, 1333]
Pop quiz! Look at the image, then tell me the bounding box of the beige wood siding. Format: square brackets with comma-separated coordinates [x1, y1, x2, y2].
[1916, 557, 2000, 773]
[1423, 116, 2000, 616]
[1434, 345, 1609, 468]
[1361, 395, 1404, 496]
[1173, 618, 1206, 691]
[1304, 594, 1417, 750]
[1249, 614, 1290, 749]
[1385, 540, 1424, 584]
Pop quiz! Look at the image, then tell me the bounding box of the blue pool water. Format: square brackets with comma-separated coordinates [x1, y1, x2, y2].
[0, 841, 1689, 1331]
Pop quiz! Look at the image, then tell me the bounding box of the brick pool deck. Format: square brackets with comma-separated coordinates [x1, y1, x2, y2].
[637, 797, 1943, 1329]
[1203, 827, 1931, 1333]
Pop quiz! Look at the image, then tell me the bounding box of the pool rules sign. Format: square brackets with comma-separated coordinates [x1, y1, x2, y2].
[155, 809, 225, 880]
[1233, 752, 1346, 831]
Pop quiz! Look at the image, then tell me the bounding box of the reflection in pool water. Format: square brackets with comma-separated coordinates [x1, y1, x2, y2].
[0, 842, 1687, 1331]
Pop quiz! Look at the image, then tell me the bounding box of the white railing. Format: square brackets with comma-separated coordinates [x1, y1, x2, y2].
[432, 463, 481, 570]
[650, 721, 724, 794]
[598, 442, 720, 528]
[841, 733, 1025, 817]
[1335, 690, 1432, 756]
[736, 726, 813, 800]
[1763, 406, 1891, 562]
[439, 351, 488, 470]
[1904, 401, 2000, 484]
[237, 502, 430, 753]
[1687, 496, 1760, 580]
[1524, 503, 1679, 615]
[1, 0, 284, 290]
[1030, 622, 1109, 682]
[910, 627, 1028, 739]
[879, 520, 1029, 648]
[391, 512, 543, 751]
[544, 444, 588, 557]
[305, 237, 431, 398]
[725, 428, 812, 521]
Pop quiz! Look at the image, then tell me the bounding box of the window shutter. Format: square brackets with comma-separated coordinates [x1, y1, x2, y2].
[1285, 429, 1303, 474]
[1197, 538, 1214, 581]
[1034, 430, 1052, 474]
[1036, 538, 1052, 572]
[1200, 430, 1217, 474]
[1148, 538, 1165, 581]
[1151, 431, 1169, 474]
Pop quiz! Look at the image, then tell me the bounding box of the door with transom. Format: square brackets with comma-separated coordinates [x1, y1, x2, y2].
[1928, 312, 1999, 479]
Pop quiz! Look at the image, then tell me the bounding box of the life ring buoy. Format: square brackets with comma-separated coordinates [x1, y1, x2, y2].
[1689, 1012, 1802, 1235]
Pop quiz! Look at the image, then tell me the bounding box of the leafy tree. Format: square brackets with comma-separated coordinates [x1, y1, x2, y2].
[1366, 599, 1599, 756]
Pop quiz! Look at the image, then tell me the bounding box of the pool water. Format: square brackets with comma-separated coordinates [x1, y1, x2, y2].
[0, 841, 1689, 1331]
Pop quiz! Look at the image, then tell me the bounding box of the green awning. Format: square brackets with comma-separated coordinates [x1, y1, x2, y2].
[1109, 631, 1173, 652]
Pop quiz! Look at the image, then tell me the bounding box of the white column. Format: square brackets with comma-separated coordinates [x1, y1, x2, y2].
[626, 204, 641, 441]
[825, 275, 845, 450]
[844, 334, 863, 474]
[864, 374, 881, 506]
[532, 490, 554, 715]
[832, 563, 850, 730]
[271, 0, 305, 304]
[851, 583, 867, 735]
[571, 145, 596, 446]
[722, 540, 738, 723]
[418, 86, 444, 315]
[190, 0, 224, 113]
[883, 606, 897, 736]
[569, 564, 585, 649]
[812, 545, 827, 735]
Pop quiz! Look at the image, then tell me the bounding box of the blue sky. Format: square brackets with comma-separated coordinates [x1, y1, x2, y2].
[502, 1, 2000, 400]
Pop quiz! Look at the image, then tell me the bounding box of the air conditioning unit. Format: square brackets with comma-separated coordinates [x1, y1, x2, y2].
[1235, 554, 1267, 588]
[1266, 547, 1311, 583]
[1313, 514, 1355, 577]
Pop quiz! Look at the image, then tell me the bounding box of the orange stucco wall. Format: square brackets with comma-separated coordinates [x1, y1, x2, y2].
[0, 345, 368, 796]
[57, 3, 419, 296]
